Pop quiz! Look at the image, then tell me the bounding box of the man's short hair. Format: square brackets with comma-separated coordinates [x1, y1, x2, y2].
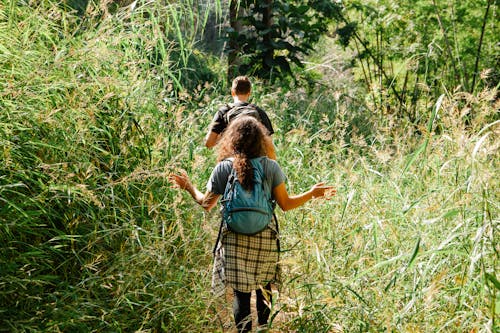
[232, 76, 252, 95]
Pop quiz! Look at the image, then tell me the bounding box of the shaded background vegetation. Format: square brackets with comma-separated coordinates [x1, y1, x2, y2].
[0, 0, 498, 332]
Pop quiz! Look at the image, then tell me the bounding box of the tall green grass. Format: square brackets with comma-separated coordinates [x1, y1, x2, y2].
[1, 0, 498, 332]
[270, 87, 498, 332]
[0, 0, 218, 331]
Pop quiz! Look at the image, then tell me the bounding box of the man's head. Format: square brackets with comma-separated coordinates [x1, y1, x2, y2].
[231, 76, 252, 100]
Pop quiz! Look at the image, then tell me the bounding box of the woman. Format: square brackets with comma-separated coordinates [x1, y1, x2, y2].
[169, 117, 335, 332]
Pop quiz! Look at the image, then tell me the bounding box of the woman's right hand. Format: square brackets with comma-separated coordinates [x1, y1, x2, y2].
[168, 170, 220, 211]
[273, 182, 336, 211]
[310, 182, 336, 199]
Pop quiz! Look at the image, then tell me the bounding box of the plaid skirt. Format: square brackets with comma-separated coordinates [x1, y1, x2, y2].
[212, 227, 279, 296]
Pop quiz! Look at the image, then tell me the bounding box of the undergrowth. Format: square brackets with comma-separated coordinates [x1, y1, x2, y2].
[0, 1, 498, 332]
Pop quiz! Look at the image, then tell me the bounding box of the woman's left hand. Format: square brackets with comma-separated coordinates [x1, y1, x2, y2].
[168, 170, 191, 190]
[168, 170, 219, 211]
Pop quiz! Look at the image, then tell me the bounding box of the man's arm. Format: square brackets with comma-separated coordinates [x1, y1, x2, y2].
[204, 131, 220, 148]
[264, 135, 277, 160]
[205, 107, 227, 148]
[255, 106, 274, 135]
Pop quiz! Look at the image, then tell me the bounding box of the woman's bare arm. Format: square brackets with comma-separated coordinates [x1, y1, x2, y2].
[168, 171, 220, 211]
[272, 182, 335, 212]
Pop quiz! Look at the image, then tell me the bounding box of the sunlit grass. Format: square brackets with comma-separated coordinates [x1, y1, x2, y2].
[1, 0, 498, 332]
[272, 91, 498, 332]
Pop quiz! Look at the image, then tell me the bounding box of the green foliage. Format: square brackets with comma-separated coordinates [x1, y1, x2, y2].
[0, 0, 218, 331]
[0, 0, 498, 332]
[226, 0, 343, 82]
[335, 0, 499, 122]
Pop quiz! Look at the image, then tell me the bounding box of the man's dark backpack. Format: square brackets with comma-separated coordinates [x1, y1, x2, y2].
[223, 102, 262, 124]
[220, 157, 274, 235]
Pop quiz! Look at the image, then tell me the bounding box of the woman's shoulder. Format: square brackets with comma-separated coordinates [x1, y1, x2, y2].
[213, 159, 235, 177]
[209, 160, 233, 184]
[219, 156, 280, 172]
[259, 157, 282, 172]
[259, 157, 286, 186]
[261, 156, 278, 165]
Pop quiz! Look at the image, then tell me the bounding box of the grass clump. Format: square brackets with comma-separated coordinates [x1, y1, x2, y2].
[1, 1, 498, 332]
[1, 1, 219, 331]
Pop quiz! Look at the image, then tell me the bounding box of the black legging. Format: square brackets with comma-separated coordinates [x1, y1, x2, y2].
[233, 283, 272, 333]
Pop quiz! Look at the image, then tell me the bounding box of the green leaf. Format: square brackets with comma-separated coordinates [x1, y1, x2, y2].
[295, 5, 309, 15]
[486, 273, 500, 290]
[403, 141, 426, 174]
[406, 237, 420, 269]
[443, 209, 460, 219]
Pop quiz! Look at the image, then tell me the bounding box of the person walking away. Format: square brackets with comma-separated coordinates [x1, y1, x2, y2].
[170, 117, 335, 332]
[204, 76, 277, 160]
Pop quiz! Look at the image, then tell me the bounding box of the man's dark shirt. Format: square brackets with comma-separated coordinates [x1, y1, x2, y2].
[209, 102, 274, 135]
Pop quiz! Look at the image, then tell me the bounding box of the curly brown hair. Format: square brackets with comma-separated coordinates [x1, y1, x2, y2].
[217, 116, 269, 190]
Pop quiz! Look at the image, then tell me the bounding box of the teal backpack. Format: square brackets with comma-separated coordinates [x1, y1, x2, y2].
[220, 157, 274, 235]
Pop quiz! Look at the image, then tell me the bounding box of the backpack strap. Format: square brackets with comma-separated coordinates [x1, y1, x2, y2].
[213, 209, 226, 255]
[219, 103, 232, 112]
[213, 158, 235, 254]
[260, 157, 281, 253]
[273, 212, 280, 253]
[255, 157, 280, 252]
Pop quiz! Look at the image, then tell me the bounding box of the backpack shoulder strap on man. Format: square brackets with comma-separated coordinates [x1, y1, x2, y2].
[223, 102, 262, 124]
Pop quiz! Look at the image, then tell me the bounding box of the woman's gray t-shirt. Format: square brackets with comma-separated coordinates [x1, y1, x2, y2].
[206, 157, 286, 196]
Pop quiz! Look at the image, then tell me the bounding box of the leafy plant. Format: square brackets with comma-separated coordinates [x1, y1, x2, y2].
[1, 0, 498, 332]
[225, 0, 343, 82]
[334, 0, 499, 122]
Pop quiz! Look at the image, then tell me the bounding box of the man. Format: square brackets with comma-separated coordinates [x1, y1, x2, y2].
[204, 76, 277, 159]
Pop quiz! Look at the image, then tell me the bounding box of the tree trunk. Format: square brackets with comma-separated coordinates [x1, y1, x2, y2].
[470, 0, 493, 94]
[227, 0, 244, 82]
[262, 0, 273, 76]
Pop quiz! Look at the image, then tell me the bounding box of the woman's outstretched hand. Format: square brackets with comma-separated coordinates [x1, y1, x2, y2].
[168, 170, 191, 191]
[272, 182, 336, 211]
[310, 182, 336, 199]
[168, 170, 219, 211]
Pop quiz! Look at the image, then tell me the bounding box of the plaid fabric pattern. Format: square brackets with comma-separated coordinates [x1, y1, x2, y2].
[212, 227, 279, 297]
